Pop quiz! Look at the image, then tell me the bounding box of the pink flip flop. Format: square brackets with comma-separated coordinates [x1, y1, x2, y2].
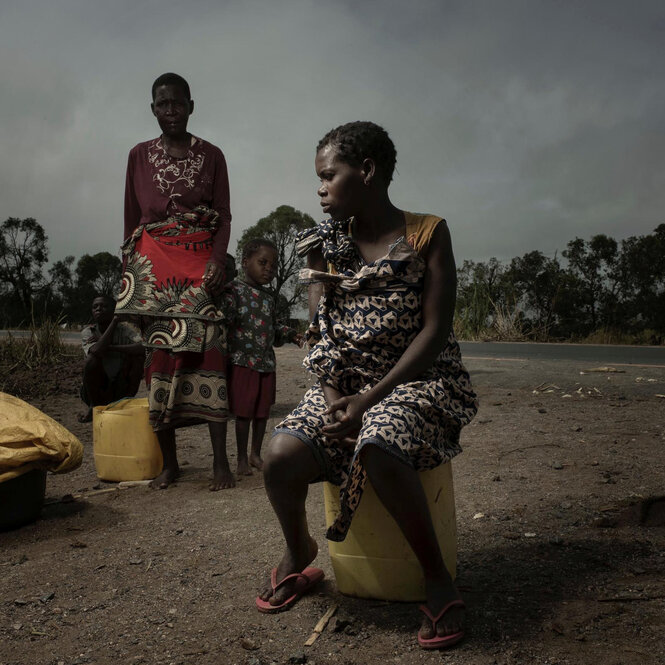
[417, 599, 465, 649]
[256, 566, 325, 614]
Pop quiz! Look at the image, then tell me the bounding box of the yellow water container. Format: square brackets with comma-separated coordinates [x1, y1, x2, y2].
[323, 463, 456, 602]
[92, 398, 162, 482]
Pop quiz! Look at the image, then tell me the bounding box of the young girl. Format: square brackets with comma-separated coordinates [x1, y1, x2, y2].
[226, 239, 303, 481]
[256, 122, 477, 650]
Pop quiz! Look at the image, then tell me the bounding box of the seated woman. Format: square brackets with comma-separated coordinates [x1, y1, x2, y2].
[79, 295, 144, 423]
[256, 122, 477, 650]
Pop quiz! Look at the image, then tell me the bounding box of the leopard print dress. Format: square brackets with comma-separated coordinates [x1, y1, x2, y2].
[274, 213, 478, 541]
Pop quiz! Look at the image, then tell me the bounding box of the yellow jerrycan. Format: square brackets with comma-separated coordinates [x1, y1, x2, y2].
[92, 398, 162, 482]
[323, 462, 456, 602]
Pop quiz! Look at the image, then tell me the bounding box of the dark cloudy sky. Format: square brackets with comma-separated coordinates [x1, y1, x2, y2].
[1, 0, 663, 268]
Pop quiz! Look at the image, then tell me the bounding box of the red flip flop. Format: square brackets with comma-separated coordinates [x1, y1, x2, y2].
[417, 599, 465, 649]
[256, 566, 325, 614]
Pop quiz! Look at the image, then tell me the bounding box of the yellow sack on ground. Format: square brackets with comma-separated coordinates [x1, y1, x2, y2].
[0, 392, 83, 483]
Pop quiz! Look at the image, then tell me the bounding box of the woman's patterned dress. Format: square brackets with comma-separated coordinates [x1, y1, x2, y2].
[274, 212, 478, 541]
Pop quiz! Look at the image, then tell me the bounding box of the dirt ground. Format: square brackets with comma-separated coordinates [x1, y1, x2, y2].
[1, 346, 664, 665]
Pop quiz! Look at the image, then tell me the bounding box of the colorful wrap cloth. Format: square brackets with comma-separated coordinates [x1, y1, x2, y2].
[116, 205, 224, 353]
[116, 205, 229, 430]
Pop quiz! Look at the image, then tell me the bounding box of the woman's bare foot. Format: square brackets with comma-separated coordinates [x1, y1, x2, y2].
[209, 463, 235, 490]
[418, 578, 465, 641]
[236, 458, 253, 476]
[249, 453, 263, 471]
[257, 536, 319, 608]
[149, 465, 180, 489]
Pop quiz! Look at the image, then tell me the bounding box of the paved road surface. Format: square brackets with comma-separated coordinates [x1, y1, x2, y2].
[2, 330, 664, 367]
[460, 341, 665, 367]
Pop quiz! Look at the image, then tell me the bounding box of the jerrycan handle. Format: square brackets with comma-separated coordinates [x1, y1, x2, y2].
[104, 397, 135, 411]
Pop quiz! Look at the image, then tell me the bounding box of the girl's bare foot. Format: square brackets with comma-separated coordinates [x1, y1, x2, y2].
[418, 578, 464, 640]
[249, 453, 263, 471]
[149, 465, 179, 489]
[236, 458, 253, 476]
[209, 465, 235, 490]
[257, 536, 319, 607]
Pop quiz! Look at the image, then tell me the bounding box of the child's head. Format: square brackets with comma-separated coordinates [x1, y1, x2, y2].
[315, 121, 396, 220]
[91, 294, 116, 324]
[241, 239, 278, 287]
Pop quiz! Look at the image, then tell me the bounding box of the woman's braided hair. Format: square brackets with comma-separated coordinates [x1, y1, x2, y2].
[316, 121, 397, 184]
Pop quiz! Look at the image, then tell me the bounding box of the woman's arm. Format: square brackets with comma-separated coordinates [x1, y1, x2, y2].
[124, 148, 141, 242]
[205, 148, 232, 293]
[209, 149, 232, 264]
[369, 220, 456, 397]
[307, 245, 326, 322]
[323, 221, 457, 438]
[306, 246, 346, 406]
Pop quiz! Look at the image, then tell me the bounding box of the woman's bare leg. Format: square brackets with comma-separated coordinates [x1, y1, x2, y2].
[149, 428, 179, 489]
[257, 433, 321, 606]
[361, 445, 463, 640]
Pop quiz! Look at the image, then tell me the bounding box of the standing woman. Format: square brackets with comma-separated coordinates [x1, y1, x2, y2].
[117, 73, 234, 490]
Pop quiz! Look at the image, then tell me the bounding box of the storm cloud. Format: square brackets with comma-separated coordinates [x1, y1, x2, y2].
[0, 0, 663, 266]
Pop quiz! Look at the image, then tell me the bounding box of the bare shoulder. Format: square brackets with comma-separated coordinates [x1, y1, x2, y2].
[430, 218, 452, 245]
[424, 218, 455, 274]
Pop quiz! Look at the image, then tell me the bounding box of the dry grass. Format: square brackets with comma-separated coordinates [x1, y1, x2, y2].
[490, 300, 526, 341]
[580, 327, 663, 346]
[455, 298, 526, 342]
[0, 315, 67, 370]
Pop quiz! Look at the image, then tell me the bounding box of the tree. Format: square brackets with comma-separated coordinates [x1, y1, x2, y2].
[455, 258, 512, 338]
[615, 224, 665, 336]
[45, 255, 76, 319]
[75, 252, 123, 297]
[562, 234, 619, 333]
[236, 205, 315, 320]
[506, 251, 564, 337]
[67, 252, 123, 323]
[0, 217, 49, 324]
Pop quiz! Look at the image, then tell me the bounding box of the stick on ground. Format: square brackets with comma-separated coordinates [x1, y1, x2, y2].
[304, 604, 338, 646]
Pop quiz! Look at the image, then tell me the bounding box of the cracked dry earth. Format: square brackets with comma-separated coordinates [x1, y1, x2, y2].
[1, 346, 664, 665]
